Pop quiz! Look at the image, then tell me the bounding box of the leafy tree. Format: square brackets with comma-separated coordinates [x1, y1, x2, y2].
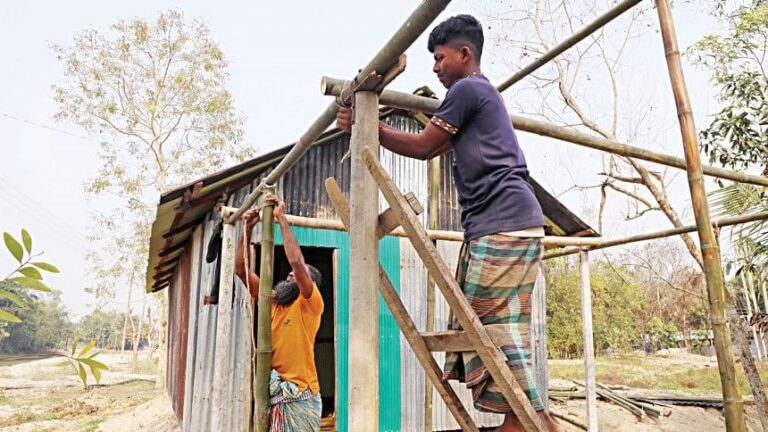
[545, 259, 646, 358]
[0, 288, 73, 353]
[689, 2, 768, 176]
[52, 10, 253, 379]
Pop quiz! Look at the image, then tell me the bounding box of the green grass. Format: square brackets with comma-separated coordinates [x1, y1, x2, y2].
[82, 417, 105, 432]
[130, 357, 158, 375]
[549, 355, 768, 394]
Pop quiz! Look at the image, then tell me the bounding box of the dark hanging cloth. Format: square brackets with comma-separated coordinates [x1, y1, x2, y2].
[205, 213, 224, 304]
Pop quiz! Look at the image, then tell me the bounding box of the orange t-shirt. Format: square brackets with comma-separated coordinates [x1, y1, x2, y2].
[271, 283, 324, 393]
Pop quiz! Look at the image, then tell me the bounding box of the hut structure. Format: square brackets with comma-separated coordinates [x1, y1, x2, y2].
[145, 110, 598, 431]
[142, 0, 768, 430]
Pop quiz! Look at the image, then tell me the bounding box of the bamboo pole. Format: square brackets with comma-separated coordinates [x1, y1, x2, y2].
[283, 213, 601, 246]
[579, 252, 598, 432]
[321, 77, 768, 188]
[211, 208, 236, 431]
[226, 0, 451, 224]
[544, 211, 768, 260]
[254, 189, 276, 432]
[423, 157, 440, 432]
[655, 1, 745, 430]
[495, 0, 643, 92]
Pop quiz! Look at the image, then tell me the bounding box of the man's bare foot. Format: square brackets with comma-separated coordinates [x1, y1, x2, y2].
[495, 411, 563, 432]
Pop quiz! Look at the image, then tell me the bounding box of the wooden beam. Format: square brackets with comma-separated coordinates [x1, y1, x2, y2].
[162, 216, 207, 239]
[579, 252, 598, 432]
[325, 177, 479, 432]
[360, 147, 545, 432]
[424, 156, 440, 432]
[348, 90, 380, 431]
[158, 239, 188, 257]
[154, 255, 182, 271]
[656, 2, 745, 429]
[211, 207, 236, 431]
[421, 329, 507, 352]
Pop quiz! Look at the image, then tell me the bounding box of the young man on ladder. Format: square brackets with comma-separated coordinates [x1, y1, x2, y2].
[337, 14, 561, 432]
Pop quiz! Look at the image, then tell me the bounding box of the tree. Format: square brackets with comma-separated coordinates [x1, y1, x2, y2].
[545, 258, 646, 358]
[52, 10, 253, 379]
[0, 288, 73, 354]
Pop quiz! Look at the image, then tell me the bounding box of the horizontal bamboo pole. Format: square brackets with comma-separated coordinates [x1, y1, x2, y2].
[281, 214, 602, 247]
[225, 0, 452, 224]
[495, 0, 643, 92]
[544, 211, 768, 260]
[321, 78, 768, 188]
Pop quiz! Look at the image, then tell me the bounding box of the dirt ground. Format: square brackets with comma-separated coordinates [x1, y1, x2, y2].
[0, 349, 763, 431]
[0, 351, 178, 432]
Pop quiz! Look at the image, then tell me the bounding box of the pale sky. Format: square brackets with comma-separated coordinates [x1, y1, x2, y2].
[0, 1, 731, 320]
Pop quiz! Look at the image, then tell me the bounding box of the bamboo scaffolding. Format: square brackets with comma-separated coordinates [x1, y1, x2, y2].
[544, 211, 768, 260]
[495, 0, 643, 92]
[321, 77, 768, 188]
[655, 1, 745, 430]
[225, 0, 451, 224]
[254, 191, 276, 432]
[280, 213, 602, 247]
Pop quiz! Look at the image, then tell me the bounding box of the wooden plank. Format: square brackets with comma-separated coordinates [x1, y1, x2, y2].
[325, 178, 479, 432]
[211, 208, 236, 431]
[377, 192, 423, 238]
[579, 252, 598, 431]
[360, 147, 545, 432]
[421, 329, 507, 352]
[348, 91, 379, 431]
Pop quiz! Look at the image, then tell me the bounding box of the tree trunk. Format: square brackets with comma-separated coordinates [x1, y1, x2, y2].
[120, 271, 135, 352]
[133, 294, 147, 364]
[155, 291, 167, 389]
[728, 300, 768, 431]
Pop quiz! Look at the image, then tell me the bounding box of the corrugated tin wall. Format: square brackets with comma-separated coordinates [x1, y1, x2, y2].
[182, 225, 204, 431]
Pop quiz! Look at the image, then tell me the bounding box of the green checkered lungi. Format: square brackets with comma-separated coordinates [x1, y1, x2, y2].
[442, 234, 544, 413]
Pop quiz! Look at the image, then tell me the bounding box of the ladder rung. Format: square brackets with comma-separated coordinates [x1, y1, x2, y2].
[422, 328, 507, 352]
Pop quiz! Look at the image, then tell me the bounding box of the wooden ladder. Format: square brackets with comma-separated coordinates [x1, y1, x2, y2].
[324, 146, 545, 432]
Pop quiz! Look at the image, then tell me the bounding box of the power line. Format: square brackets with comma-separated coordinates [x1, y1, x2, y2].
[0, 112, 101, 144]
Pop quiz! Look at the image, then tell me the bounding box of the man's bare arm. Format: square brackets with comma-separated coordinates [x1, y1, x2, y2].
[269, 196, 315, 299]
[235, 209, 261, 298]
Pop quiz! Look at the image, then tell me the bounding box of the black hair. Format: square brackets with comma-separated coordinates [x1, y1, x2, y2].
[427, 14, 484, 61]
[307, 264, 322, 288]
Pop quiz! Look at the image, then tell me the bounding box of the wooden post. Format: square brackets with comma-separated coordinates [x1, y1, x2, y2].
[532, 267, 549, 411]
[424, 157, 439, 432]
[579, 251, 598, 432]
[211, 208, 236, 431]
[349, 91, 380, 431]
[255, 190, 276, 432]
[655, 1, 746, 429]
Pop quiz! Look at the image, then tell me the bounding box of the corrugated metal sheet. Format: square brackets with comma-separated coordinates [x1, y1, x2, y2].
[182, 225, 204, 432]
[189, 216, 218, 432]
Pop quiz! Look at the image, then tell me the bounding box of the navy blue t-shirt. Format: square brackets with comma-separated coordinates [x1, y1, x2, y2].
[431, 73, 545, 241]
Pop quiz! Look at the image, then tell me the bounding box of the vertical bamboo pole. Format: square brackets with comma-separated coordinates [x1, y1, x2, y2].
[211, 208, 236, 431]
[424, 157, 440, 432]
[532, 268, 549, 411]
[349, 91, 380, 431]
[579, 251, 598, 432]
[655, 1, 746, 429]
[255, 192, 276, 432]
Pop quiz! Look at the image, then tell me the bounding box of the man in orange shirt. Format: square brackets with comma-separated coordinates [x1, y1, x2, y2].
[235, 195, 324, 432]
